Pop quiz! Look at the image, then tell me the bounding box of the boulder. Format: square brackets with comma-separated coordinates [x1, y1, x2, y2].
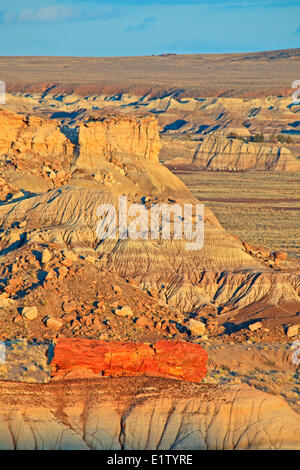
[0, 294, 15, 308]
[44, 317, 64, 330]
[188, 319, 206, 336]
[62, 250, 78, 262]
[22, 306, 38, 320]
[249, 321, 263, 332]
[114, 306, 133, 317]
[41, 249, 52, 264]
[286, 325, 299, 338]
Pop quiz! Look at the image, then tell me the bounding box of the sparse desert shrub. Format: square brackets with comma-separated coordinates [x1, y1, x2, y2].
[250, 133, 265, 143]
[277, 134, 293, 144]
[227, 132, 245, 141]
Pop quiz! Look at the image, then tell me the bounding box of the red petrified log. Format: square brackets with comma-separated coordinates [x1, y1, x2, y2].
[50, 339, 208, 383]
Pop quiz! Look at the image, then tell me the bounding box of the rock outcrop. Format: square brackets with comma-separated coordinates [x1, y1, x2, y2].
[0, 109, 73, 158]
[0, 377, 299, 449]
[4, 88, 300, 143]
[50, 339, 208, 382]
[164, 135, 300, 172]
[76, 115, 161, 169]
[191, 135, 300, 171]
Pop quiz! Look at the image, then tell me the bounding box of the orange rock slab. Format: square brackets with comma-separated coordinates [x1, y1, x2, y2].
[50, 338, 208, 383]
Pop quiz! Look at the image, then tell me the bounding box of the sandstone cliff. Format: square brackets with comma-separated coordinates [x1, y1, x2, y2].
[76, 115, 161, 169]
[163, 135, 300, 172]
[0, 108, 73, 158]
[0, 377, 299, 450]
[192, 135, 300, 171]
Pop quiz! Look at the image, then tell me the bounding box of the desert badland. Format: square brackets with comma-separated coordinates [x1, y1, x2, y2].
[0, 50, 299, 450]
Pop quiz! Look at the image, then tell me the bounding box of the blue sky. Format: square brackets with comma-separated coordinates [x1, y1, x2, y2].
[0, 0, 299, 56]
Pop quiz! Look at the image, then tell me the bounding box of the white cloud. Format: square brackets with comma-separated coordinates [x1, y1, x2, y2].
[0, 3, 121, 24]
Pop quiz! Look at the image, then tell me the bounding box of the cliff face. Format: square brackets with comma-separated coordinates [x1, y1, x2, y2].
[0, 109, 73, 158]
[192, 135, 300, 171]
[76, 115, 161, 169]
[0, 377, 299, 450]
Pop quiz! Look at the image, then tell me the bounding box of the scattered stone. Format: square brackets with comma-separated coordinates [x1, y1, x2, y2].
[62, 250, 78, 262]
[12, 315, 23, 324]
[0, 294, 15, 308]
[40, 248, 52, 264]
[45, 269, 55, 280]
[114, 306, 133, 317]
[167, 323, 177, 335]
[188, 319, 206, 336]
[42, 165, 52, 173]
[249, 321, 263, 332]
[93, 317, 101, 328]
[62, 301, 77, 313]
[83, 316, 93, 328]
[62, 311, 77, 322]
[286, 325, 299, 338]
[200, 335, 209, 341]
[84, 255, 96, 264]
[57, 266, 68, 278]
[99, 334, 109, 341]
[61, 258, 73, 268]
[112, 285, 122, 295]
[44, 317, 64, 330]
[22, 306, 38, 321]
[274, 251, 287, 261]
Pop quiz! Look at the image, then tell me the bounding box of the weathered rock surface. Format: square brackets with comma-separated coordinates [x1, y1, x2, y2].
[0, 181, 298, 315]
[164, 135, 300, 172]
[21, 306, 38, 321]
[4, 81, 300, 139]
[192, 135, 300, 171]
[76, 115, 161, 169]
[0, 377, 299, 449]
[0, 109, 73, 158]
[187, 319, 206, 336]
[50, 339, 208, 383]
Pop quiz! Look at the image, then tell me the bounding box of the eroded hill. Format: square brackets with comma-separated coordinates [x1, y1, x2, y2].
[0, 108, 298, 344]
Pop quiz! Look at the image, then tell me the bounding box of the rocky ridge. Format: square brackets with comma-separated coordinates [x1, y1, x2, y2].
[163, 135, 300, 172]
[192, 135, 300, 171]
[4, 91, 300, 143]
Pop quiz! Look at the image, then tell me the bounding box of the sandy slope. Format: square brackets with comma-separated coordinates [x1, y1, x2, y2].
[0, 377, 299, 450]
